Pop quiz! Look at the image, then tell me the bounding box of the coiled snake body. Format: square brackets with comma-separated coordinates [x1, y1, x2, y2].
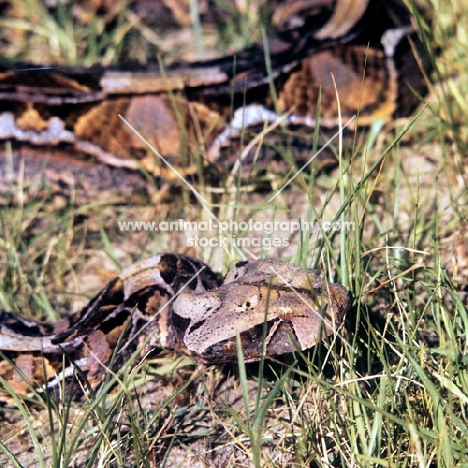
[0, 0, 429, 203]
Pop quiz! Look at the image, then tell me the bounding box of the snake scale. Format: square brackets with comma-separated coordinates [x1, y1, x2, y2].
[0, 0, 429, 403]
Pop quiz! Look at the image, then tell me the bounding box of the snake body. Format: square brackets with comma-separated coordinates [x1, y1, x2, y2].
[0, 0, 429, 203]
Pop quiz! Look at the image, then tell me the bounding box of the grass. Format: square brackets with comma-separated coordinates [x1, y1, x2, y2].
[1, 0, 468, 466]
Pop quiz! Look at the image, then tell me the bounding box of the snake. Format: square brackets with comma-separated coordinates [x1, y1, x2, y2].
[0, 0, 429, 203]
[0, 0, 429, 403]
[0, 254, 350, 403]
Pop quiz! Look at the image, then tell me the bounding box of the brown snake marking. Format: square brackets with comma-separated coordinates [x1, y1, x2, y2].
[0, 255, 350, 403]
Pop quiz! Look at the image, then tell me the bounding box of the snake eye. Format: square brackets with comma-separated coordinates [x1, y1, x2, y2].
[244, 295, 259, 310]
